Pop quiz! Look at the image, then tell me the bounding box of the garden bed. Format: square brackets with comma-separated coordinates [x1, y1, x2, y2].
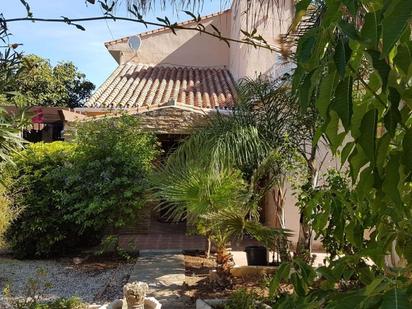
[0, 253, 135, 306]
[182, 250, 270, 302]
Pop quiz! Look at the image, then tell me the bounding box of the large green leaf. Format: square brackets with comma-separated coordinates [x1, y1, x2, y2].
[316, 65, 338, 117]
[342, 0, 359, 15]
[382, 154, 401, 205]
[334, 38, 352, 79]
[330, 77, 353, 131]
[340, 141, 354, 165]
[403, 128, 412, 172]
[338, 20, 360, 41]
[357, 109, 377, 164]
[298, 32, 317, 66]
[331, 293, 366, 309]
[394, 43, 412, 75]
[367, 50, 391, 89]
[383, 88, 401, 136]
[361, 12, 379, 48]
[348, 146, 368, 182]
[269, 262, 291, 297]
[382, 0, 412, 56]
[380, 288, 410, 309]
[299, 72, 314, 108]
[376, 133, 391, 174]
[326, 111, 346, 153]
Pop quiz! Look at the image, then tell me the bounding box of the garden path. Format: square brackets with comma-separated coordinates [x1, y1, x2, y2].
[129, 252, 191, 308]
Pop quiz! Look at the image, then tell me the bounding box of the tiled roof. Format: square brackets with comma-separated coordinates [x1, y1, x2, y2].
[86, 63, 236, 109]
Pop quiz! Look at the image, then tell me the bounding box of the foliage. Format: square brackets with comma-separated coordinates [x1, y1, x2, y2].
[293, 0, 412, 266]
[269, 256, 412, 308]
[94, 234, 137, 260]
[297, 169, 365, 259]
[3, 142, 92, 257]
[6, 55, 95, 108]
[0, 181, 19, 248]
[62, 115, 159, 232]
[262, 0, 412, 307]
[33, 298, 87, 309]
[152, 163, 285, 269]
[0, 29, 26, 166]
[167, 77, 306, 212]
[0, 108, 25, 166]
[224, 289, 266, 309]
[4, 115, 158, 258]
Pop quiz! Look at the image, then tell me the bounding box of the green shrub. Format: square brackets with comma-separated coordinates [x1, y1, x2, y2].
[4, 115, 158, 258]
[62, 115, 159, 232]
[0, 183, 19, 248]
[224, 289, 266, 309]
[33, 298, 87, 309]
[4, 142, 92, 257]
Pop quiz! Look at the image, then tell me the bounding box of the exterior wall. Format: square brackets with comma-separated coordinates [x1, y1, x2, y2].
[107, 11, 231, 68]
[281, 143, 339, 250]
[136, 105, 211, 134]
[229, 0, 295, 80]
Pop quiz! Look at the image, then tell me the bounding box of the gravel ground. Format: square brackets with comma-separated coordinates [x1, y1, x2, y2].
[0, 257, 135, 305]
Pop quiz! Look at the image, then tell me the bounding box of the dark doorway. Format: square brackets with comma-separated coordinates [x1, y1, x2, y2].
[155, 134, 188, 223]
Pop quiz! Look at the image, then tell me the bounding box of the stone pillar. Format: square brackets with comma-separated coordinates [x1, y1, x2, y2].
[123, 282, 149, 309]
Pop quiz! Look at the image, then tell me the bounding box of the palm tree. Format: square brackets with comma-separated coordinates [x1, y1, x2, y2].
[153, 77, 309, 265]
[151, 163, 287, 279]
[0, 109, 25, 166]
[0, 43, 26, 167]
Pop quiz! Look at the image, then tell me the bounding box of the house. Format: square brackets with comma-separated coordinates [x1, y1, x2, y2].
[2, 106, 87, 142]
[75, 0, 319, 246]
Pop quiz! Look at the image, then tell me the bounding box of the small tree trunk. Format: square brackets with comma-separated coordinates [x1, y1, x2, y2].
[206, 236, 211, 259]
[209, 245, 232, 287]
[296, 158, 317, 262]
[271, 184, 291, 262]
[296, 215, 312, 261]
[271, 185, 285, 229]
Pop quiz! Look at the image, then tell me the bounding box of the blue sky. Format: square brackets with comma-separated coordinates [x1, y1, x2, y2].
[1, 0, 228, 86]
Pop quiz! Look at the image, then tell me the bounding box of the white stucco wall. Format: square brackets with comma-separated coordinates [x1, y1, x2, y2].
[228, 0, 295, 80]
[106, 11, 232, 68]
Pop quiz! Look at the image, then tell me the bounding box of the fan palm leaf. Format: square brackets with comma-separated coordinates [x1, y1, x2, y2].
[0, 108, 25, 167]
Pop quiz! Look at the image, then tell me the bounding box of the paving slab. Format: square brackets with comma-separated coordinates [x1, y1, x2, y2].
[129, 252, 189, 308]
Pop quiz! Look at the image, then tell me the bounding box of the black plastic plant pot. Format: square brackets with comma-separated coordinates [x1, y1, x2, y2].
[245, 245, 268, 266]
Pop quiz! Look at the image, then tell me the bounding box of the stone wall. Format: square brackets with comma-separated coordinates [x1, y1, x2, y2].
[136, 106, 211, 135]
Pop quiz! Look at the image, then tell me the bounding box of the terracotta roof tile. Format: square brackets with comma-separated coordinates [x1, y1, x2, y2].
[86, 63, 236, 110]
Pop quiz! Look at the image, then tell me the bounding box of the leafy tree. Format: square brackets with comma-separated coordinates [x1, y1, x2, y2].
[293, 0, 412, 267]
[4, 142, 87, 258]
[9, 55, 95, 108]
[4, 115, 159, 257]
[62, 115, 159, 232]
[265, 0, 412, 308]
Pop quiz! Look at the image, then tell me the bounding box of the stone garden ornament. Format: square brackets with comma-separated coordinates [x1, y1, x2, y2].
[123, 282, 149, 309]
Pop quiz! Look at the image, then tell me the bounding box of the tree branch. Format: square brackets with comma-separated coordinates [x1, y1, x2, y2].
[3, 15, 281, 52]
